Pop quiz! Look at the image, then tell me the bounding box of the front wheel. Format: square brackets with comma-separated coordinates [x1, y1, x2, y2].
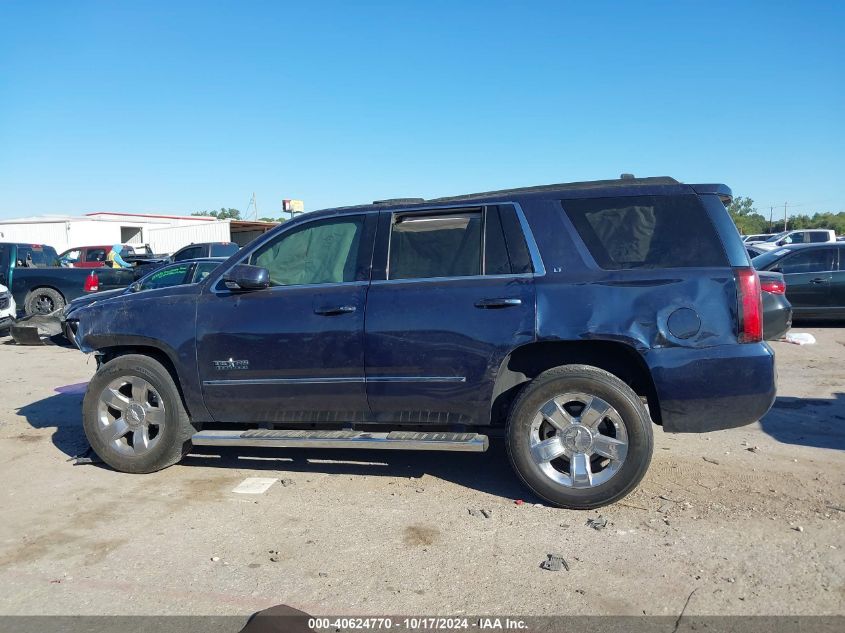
[506, 365, 654, 509]
[83, 354, 196, 473]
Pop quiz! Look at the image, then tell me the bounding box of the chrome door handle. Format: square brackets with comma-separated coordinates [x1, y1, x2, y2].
[314, 305, 356, 316]
[474, 298, 522, 309]
[809, 278, 828, 284]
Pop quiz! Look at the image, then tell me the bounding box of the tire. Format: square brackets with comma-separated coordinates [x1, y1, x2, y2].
[24, 287, 65, 316]
[506, 364, 654, 509]
[83, 354, 196, 473]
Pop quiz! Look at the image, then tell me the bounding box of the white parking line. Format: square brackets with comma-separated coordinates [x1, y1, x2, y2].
[231, 477, 278, 494]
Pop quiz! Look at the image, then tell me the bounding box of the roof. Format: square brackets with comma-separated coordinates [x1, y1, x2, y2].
[311, 176, 727, 217]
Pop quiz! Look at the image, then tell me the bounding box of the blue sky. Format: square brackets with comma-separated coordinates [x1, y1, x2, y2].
[1, 1, 842, 220]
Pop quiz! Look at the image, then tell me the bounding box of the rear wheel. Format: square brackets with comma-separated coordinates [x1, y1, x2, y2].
[24, 287, 65, 316]
[83, 354, 196, 473]
[506, 365, 653, 509]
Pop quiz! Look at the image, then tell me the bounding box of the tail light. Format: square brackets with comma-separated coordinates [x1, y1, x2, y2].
[760, 277, 785, 294]
[84, 272, 99, 292]
[735, 267, 762, 343]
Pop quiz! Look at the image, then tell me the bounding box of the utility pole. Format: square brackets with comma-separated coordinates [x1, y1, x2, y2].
[769, 206, 774, 231]
[783, 202, 788, 231]
[253, 192, 258, 221]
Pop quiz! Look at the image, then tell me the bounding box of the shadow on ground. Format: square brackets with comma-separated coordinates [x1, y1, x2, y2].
[760, 393, 845, 451]
[16, 384, 537, 503]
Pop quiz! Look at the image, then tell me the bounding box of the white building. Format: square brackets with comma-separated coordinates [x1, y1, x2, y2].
[0, 212, 277, 254]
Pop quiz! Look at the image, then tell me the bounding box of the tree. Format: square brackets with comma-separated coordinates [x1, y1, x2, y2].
[192, 207, 242, 220]
[727, 196, 768, 235]
[258, 217, 286, 223]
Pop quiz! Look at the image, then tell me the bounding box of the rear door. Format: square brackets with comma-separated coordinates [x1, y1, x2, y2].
[830, 246, 845, 314]
[363, 204, 536, 426]
[777, 247, 837, 313]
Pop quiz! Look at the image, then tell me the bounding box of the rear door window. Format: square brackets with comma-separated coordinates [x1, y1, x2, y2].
[561, 195, 727, 269]
[809, 232, 830, 243]
[210, 243, 239, 257]
[388, 211, 482, 280]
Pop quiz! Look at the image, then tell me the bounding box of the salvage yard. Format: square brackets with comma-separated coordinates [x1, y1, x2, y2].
[0, 329, 842, 617]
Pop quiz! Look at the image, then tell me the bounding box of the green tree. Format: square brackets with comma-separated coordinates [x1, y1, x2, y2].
[727, 196, 768, 235]
[192, 207, 242, 220]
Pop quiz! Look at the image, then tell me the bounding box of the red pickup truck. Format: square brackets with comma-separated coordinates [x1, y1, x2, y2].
[58, 245, 118, 268]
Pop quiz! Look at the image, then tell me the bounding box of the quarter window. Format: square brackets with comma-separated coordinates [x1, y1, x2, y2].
[251, 216, 364, 286]
[562, 195, 727, 269]
[388, 211, 482, 280]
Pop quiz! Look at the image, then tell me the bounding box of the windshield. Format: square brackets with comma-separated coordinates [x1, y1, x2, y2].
[751, 248, 790, 270]
[764, 231, 788, 243]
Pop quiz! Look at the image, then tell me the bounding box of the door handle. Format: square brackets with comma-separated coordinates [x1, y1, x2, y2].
[474, 298, 522, 309]
[314, 305, 357, 316]
[810, 278, 828, 284]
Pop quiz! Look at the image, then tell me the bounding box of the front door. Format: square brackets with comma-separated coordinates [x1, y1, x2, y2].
[364, 205, 536, 426]
[196, 213, 376, 424]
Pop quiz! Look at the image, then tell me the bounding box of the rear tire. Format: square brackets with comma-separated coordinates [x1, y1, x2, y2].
[506, 364, 653, 509]
[24, 287, 65, 316]
[83, 354, 195, 473]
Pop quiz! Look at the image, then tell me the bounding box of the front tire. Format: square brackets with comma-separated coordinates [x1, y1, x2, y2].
[506, 365, 654, 509]
[83, 354, 195, 473]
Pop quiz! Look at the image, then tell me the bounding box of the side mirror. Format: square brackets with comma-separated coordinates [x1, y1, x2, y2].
[128, 281, 142, 293]
[223, 264, 270, 291]
[771, 266, 782, 273]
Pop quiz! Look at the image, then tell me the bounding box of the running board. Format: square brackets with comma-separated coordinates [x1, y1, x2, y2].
[191, 429, 488, 452]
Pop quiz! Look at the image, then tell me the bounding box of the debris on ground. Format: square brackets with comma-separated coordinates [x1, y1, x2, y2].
[268, 550, 281, 562]
[318, 572, 329, 578]
[586, 516, 608, 531]
[793, 526, 804, 533]
[66, 447, 103, 466]
[279, 478, 295, 487]
[514, 499, 524, 506]
[703, 457, 720, 465]
[210, 556, 220, 562]
[468, 508, 493, 519]
[746, 446, 760, 453]
[658, 501, 673, 514]
[782, 332, 817, 345]
[540, 553, 569, 572]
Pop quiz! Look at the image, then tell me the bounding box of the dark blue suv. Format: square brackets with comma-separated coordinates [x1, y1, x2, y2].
[71, 176, 776, 509]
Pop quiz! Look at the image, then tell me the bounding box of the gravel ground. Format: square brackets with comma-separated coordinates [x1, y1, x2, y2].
[0, 328, 842, 618]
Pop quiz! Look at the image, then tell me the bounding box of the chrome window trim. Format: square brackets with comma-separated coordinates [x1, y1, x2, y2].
[370, 273, 533, 286]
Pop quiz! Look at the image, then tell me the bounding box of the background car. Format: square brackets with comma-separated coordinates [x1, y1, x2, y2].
[171, 241, 240, 262]
[752, 243, 845, 319]
[750, 229, 837, 250]
[743, 233, 774, 243]
[63, 257, 225, 318]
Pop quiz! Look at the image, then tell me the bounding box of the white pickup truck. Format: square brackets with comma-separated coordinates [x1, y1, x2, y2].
[0, 283, 15, 331]
[749, 229, 837, 251]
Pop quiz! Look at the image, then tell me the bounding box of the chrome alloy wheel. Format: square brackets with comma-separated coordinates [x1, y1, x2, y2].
[96, 376, 166, 457]
[529, 392, 628, 488]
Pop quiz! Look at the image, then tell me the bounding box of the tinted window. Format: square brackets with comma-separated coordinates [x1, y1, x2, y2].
[210, 243, 239, 257]
[86, 249, 106, 262]
[562, 195, 727, 269]
[498, 204, 533, 273]
[809, 232, 829, 243]
[780, 249, 836, 274]
[484, 206, 511, 275]
[17, 245, 58, 267]
[191, 261, 221, 283]
[252, 216, 364, 286]
[141, 264, 190, 290]
[388, 211, 482, 280]
[174, 245, 204, 262]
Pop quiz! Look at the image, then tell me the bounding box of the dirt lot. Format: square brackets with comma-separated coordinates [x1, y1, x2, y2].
[0, 329, 843, 618]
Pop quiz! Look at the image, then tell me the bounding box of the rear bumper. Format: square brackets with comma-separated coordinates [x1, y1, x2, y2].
[763, 293, 792, 340]
[646, 343, 776, 433]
